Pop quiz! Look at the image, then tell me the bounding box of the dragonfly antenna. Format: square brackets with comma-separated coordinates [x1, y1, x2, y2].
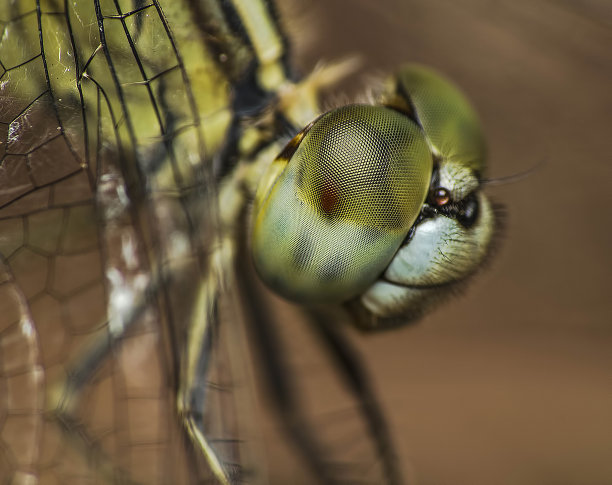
[481, 159, 546, 186]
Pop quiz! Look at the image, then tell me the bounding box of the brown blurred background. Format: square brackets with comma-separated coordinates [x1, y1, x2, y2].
[262, 1, 612, 484]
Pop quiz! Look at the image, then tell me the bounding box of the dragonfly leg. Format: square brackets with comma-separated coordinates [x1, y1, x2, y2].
[308, 309, 405, 485]
[176, 268, 246, 485]
[236, 265, 341, 484]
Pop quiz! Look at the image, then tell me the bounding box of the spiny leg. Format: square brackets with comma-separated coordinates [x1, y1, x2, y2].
[308, 308, 404, 485]
[176, 274, 239, 485]
[176, 184, 262, 485]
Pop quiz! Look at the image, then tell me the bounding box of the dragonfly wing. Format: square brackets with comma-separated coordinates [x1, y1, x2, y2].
[0, 1, 253, 483]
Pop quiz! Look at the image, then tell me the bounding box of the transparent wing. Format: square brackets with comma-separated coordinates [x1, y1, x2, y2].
[0, 1, 247, 483]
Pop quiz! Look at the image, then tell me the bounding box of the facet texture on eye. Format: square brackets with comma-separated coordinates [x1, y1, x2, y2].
[294, 105, 431, 229]
[251, 104, 433, 304]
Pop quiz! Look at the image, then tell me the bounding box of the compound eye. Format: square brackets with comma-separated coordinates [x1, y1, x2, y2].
[251, 104, 433, 303]
[389, 64, 487, 173]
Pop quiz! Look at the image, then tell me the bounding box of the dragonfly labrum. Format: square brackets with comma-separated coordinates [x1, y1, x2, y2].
[0, 0, 498, 484]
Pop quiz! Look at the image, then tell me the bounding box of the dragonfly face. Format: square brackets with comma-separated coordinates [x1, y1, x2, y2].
[0, 0, 497, 483]
[252, 65, 496, 327]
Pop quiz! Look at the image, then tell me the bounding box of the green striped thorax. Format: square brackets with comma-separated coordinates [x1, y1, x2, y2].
[252, 64, 496, 328]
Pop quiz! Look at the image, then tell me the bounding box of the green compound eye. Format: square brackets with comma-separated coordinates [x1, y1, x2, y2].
[251, 104, 432, 303]
[390, 64, 486, 172]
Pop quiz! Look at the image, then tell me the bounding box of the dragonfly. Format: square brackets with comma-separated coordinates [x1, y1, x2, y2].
[0, 0, 498, 484]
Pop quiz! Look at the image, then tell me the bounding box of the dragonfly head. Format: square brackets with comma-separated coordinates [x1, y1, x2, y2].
[251, 65, 497, 328]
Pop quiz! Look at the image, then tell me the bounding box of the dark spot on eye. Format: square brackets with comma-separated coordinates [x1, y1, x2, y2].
[456, 195, 479, 228]
[320, 180, 339, 215]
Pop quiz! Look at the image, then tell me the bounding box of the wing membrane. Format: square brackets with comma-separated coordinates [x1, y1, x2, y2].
[0, 1, 246, 483]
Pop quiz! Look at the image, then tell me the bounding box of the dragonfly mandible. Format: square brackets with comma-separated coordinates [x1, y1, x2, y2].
[0, 0, 498, 483]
